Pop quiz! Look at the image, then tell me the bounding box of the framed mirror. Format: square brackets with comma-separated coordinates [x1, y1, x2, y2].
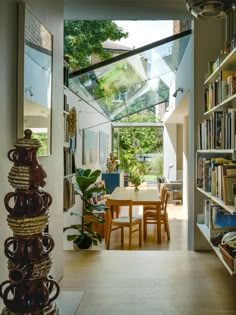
[17, 2, 53, 156]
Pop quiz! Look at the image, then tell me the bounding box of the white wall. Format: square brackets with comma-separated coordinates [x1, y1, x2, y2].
[163, 124, 177, 181]
[0, 0, 64, 281]
[163, 20, 224, 250]
[63, 87, 111, 249]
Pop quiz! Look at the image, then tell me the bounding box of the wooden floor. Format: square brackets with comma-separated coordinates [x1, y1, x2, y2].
[60, 250, 236, 315]
[60, 198, 236, 314]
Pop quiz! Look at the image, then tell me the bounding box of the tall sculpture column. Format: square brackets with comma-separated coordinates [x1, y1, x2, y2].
[0, 129, 60, 315]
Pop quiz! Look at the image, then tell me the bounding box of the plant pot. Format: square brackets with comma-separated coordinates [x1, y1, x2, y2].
[74, 234, 92, 249]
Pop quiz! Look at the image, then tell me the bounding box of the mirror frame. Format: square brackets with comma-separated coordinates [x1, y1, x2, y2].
[17, 2, 53, 156]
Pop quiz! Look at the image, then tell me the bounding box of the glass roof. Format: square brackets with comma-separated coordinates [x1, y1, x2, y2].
[69, 30, 191, 122]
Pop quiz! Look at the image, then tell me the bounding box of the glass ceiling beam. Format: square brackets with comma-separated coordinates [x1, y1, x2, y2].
[68, 29, 192, 123]
[70, 29, 192, 77]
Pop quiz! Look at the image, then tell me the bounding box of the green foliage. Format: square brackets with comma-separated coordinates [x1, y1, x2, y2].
[114, 127, 163, 155]
[64, 20, 128, 71]
[113, 124, 163, 181]
[63, 168, 107, 249]
[118, 130, 147, 190]
[145, 152, 163, 177]
[32, 132, 48, 156]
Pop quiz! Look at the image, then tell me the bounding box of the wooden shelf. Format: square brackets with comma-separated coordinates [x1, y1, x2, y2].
[204, 94, 236, 116]
[197, 223, 235, 276]
[204, 47, 236, 85]
[197, 187, 236, 214]
[196, 149, 235, 154]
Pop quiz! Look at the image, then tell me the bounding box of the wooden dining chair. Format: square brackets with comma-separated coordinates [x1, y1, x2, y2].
[99, 180, 120, 218]
[105, 199, 142, 250]
[143, 185, 166, 215]
[143, 189, 170, 241]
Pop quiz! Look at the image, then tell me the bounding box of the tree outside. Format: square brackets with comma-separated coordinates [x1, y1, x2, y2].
[64, 20, 128, 71]
[113, 126, 163, 180]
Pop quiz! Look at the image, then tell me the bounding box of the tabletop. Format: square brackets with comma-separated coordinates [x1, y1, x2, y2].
[109, 186, 160, 205]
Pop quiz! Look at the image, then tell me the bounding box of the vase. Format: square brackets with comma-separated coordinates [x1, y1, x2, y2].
[0, 129, 59, 315]
[134, 185, 139, 192]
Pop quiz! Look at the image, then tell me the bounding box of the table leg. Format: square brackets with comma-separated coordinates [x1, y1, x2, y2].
[156, 203, 161, 244]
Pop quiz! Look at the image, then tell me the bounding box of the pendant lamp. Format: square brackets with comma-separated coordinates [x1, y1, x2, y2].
[186, 0, 236, 19]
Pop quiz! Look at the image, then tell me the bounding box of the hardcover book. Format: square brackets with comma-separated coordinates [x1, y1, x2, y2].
[213, 111, 224, 149]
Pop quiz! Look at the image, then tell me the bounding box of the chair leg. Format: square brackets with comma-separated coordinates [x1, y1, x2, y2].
[143, 218, 147, 240]
[104, 216, 108, 244]
[165, 218, 170, 240]
[121, 227, 124, 245]
[139, 221, 142, 246]
[129, 227, 132, 250]
[106, 223, 111, 250]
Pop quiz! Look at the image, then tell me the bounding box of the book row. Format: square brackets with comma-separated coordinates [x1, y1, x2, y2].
[204, 70, 236, 112]
[203, 200, 236, 230]
[197, 157, 236, 205]
[198, 109, 236, 150]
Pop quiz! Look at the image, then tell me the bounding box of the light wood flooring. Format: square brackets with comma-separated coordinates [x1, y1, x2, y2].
[60, 199, 236, 315]
[60, 250, 236, 315]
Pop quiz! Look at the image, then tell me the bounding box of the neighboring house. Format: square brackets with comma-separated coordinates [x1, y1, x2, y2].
[173, 20, 191, 34]
[90, 41, 132, 64]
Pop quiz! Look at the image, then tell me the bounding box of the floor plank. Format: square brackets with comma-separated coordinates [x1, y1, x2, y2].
[60, 250, 236, 315]
[60, 193, 236, 315]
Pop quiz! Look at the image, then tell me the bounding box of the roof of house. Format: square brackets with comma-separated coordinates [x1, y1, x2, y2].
[102, 41, 132, 52]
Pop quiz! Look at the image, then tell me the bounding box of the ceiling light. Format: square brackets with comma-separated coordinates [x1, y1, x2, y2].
[186, 0, 236, 20]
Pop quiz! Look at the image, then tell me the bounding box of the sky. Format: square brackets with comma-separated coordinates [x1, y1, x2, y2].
[114, 20, 174, 49]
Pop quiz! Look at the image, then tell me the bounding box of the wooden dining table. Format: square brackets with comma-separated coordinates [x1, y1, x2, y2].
[108, 186, 162, 243]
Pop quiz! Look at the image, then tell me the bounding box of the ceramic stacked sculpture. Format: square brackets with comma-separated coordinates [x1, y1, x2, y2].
[0, 129, 60, 315]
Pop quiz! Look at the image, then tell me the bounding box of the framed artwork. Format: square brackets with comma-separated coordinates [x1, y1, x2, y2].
[99, 131, 107, 163]
[223, 176, 236, 205]
[17, 2, 53, 156]
[82, 130, 97, 164]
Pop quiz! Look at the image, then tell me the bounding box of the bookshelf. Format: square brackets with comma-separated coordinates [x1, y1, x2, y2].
[197, 187, 236, 214]
[197, 45, 236, 275]
[197, 223, 235, 275]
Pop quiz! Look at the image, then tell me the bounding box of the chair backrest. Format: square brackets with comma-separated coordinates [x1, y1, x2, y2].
[163, 191, 170, 214]
[160, 186, 167, 207]
[106, 199, 133, 223]
[159, 185, 164, 199]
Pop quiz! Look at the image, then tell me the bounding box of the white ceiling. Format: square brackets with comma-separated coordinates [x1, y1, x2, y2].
[64, 0, 192, 20]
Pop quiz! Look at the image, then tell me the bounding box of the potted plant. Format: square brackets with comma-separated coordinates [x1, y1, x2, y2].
[63, 168, 107, 249]
[119, 148, 146, 191]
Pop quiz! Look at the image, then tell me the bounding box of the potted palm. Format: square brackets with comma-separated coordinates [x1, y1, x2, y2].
[63, 168, 107, 249]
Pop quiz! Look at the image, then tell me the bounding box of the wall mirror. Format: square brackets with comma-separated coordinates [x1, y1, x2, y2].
[17, 2, 53, 156]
